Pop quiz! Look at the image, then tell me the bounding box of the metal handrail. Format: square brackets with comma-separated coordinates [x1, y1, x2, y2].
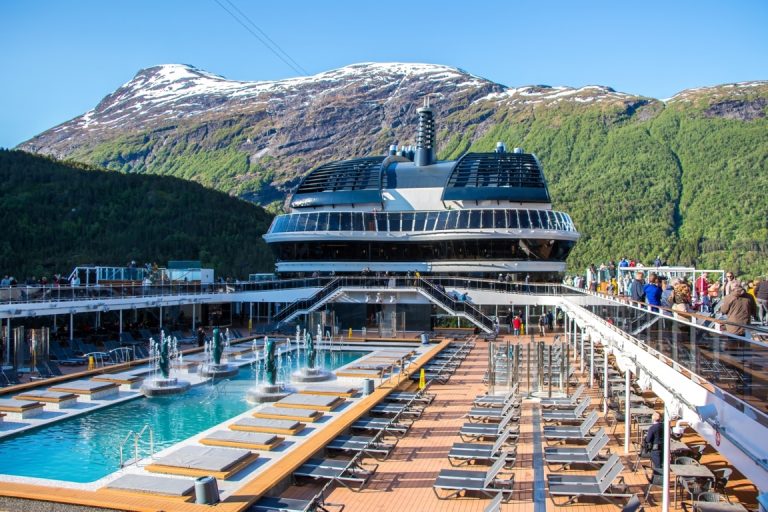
[118, 430, 135, 468]
[134, 424, 155, 466]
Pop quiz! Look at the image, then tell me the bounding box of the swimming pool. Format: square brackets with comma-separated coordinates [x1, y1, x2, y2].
[0, 350, 364, 483]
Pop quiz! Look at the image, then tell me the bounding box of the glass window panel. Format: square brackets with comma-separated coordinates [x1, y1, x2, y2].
[389, 213, 401, 231]
[352, 212, 363, 231]
[481, 210, 494, 228]
[287, 215, 299, 232]
[328, 212, 340, 231]
[519, 210, 530, 228]
[363, 212, 375, 231]
[469, 210, 481, 229]
[413, 212, 426, 231]
[530, 211, 542, 228]
[376, 212, 388, 231]
[494, 210, 506, 229]
[340, 212, 352, 231]
[401, 212, 414, 231]
[436, 211, 450, 230]
[425, 212, 439, 231]
[317, 212, 329, 231]
[506, 210, 518, 229]
[296, 214, 308, 231]
[274, 216, 287, 233]
[304, 213, 317, 232]
[457, 210, 469, 229]
[447, 210, 459, 230]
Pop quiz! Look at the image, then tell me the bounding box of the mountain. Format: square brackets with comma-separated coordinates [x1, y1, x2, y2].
[18, 63, 768, 276]
[0, 149, 274, 279]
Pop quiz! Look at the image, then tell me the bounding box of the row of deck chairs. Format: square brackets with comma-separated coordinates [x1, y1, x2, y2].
[538, 385, 636, 507]
[409, 340, 474, 384]
[285, 388, 435, 495]
[434, 386, 521, 507]
[249, 340, 465, 511]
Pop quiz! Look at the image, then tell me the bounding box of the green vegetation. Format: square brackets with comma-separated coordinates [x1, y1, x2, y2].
[445, 94, 768, 277]
[0, 150, 275, 279]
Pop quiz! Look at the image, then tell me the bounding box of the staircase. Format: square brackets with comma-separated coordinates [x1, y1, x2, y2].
[417, 279, 495, 333]
[272, 278, 342, 324]
[272, 276, 496, 333]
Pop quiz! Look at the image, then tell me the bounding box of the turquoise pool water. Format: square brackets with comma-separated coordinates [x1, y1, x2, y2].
[0, 350, 363, 483]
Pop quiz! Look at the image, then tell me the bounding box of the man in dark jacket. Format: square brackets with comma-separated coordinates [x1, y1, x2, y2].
[644, 412, 665, 469]
[630, 271, 646, 303]
[755, 277, 768, 325]
[720, 284, 757, 335]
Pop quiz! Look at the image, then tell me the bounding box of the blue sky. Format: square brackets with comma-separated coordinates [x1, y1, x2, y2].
[1, 0, 766, 148]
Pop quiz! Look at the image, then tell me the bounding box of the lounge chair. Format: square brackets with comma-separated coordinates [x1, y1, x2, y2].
[32, 362, 55, 380]
[50, 343, 86, 365]
[351, 417, 410, 437]
[459, 407, 520, 442]
[448, 430, 517, 467]
[433, 456, 515, 500]
[293, 457, 376, 491]
[474, 387, 521, 408]
[544, 428, 610, 470]
[387, 390, 435, 405]
[547, 453, 632, 505]
[326, 435, 395, 460]
[541, 384, 585, 408]
[467, 400, 519, 423]
[543, 411, 600, 443]
[250, 496, 335, 512]
[542, 397, 592, 423]
[1, 368, 21, 386]
[370, 402, 422, 419]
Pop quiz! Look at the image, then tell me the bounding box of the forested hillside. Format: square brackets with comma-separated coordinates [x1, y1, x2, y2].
[0, 150, 275, 279]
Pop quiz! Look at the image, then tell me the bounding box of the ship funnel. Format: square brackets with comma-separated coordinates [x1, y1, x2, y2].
[414, 97, 435, 166]
[388, 144, 398, 156]
[495, 142, 506, 153]
[513, 147, 523, 154]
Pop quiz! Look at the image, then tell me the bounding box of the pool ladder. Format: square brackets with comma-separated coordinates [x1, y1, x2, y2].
[119, 424, 155, 468]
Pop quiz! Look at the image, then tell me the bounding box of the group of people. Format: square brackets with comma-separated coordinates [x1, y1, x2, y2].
[624, 269, 763, 336]
[1, 273, 70, 287]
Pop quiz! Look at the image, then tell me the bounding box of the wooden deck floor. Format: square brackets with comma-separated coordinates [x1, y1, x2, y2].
[277, 335, 759, 512]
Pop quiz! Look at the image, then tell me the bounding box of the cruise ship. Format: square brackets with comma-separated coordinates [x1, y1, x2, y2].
[265, 100, 579, 279]
[0, 104, 766, 512]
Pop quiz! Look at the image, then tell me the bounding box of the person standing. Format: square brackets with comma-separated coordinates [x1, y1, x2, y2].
[755, 277, 768, 326]
[197, 326, 207, 347]
[644, 274, 663, 312]
[720, 284, 757, 336]
[644, 412, 665, 470]
[723, 271, 738, 296]
[630, 271, 646, 303]
[513, 315, 522, 337]
[538, 314, 547, 336]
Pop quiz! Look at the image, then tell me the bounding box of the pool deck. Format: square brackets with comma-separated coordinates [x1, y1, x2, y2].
[0, 338, 449, 511]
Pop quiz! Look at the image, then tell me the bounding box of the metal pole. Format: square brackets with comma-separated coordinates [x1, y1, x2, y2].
[159, 305, 163, 330]
[192, 304, 196, 330]
[624, 366, 631, 454]
[579, 326, 584, 374]
[69, 313, 73, 341]
[119, 309, 123, 335]
[589, 334, 594, 388]
[548, 344, 553, 398]
[603, 344, 609, 415]
[560, 340, 565, 391]
[662, 404, 671, 512]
